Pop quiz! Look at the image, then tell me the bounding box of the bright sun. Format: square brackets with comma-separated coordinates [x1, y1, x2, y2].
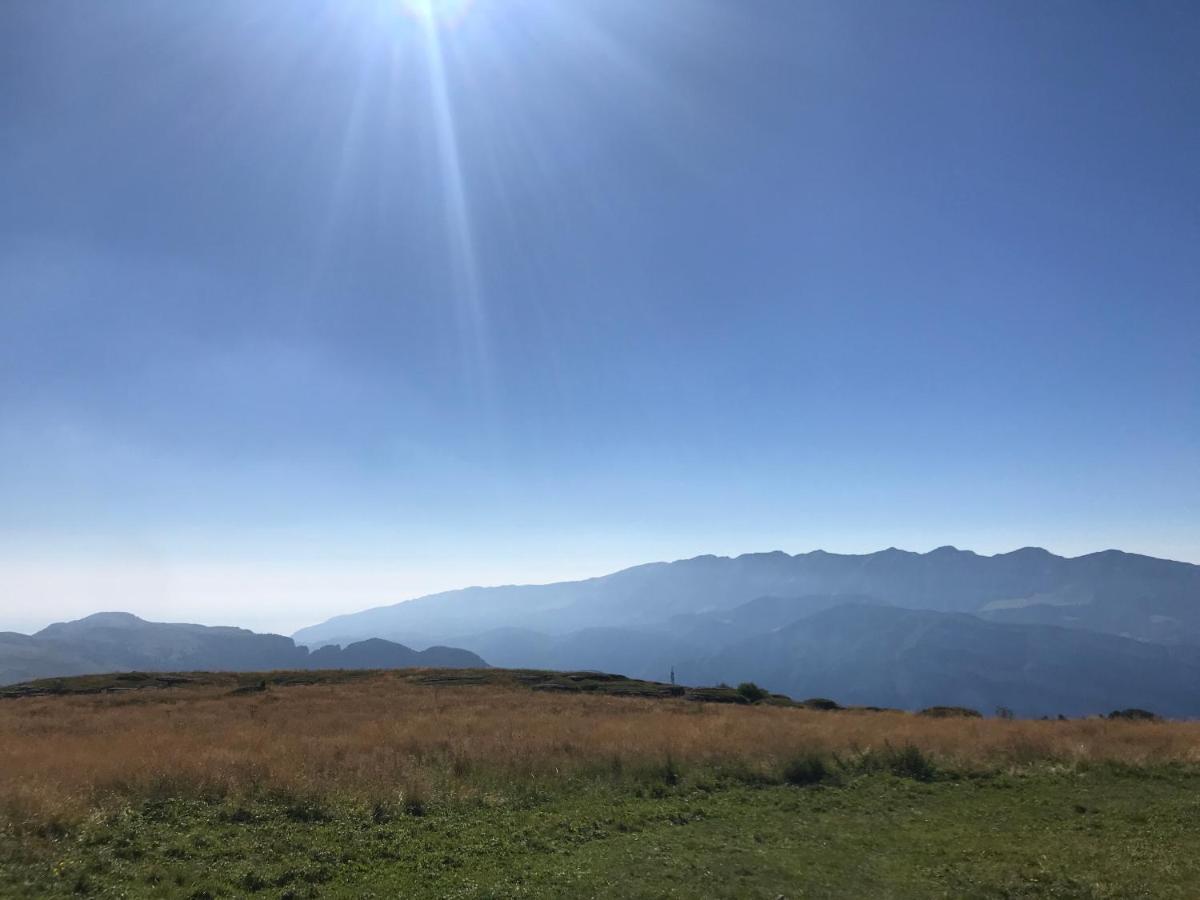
[399, 0, 476, 25]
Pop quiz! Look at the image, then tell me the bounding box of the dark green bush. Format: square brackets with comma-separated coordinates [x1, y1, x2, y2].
[284, 801, 329, 823]
[736, 682, 769, 703]
[918, 705, 982, 718]
[854, 744, 939, 781]
[1108, 708, 1159, 722]
[801, 697, 842, 711]
[781, 753, 833, 787]
[887, 744, 937, 781]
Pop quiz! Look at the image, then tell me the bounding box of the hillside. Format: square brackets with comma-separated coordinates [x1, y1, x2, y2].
[679, 604, 1200, 718]
[0, 613, 487, 686]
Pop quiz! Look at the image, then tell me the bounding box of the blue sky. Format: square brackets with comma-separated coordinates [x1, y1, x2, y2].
[2, 0, 1197, 634]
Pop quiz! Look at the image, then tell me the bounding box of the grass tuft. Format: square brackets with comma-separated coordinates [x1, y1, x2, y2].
[781, 753, 835, 787]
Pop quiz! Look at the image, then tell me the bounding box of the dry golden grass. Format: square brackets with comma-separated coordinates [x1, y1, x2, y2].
[4, 672, 1200, 827]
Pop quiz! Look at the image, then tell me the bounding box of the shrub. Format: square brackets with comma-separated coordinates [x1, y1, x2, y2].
[1108, 708, 1159, 722]
[284, 801, 329, 823]
[854, 744, 938, 781]
[716, 760, 779, 787]
[400, 779, 428, 817]
[801, 697, 842, 711]
[661, 754, 681, 786]
[919, 706, 982, 718]
[736, 682, 769, 703]
[781, 753, 833, 787]
[884, 745, 938, 781]
[370, 801, 393, 825]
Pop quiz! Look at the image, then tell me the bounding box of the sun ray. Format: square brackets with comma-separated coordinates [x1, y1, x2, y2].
[401, 0, 477, 28]
[414, 3, 492, 399]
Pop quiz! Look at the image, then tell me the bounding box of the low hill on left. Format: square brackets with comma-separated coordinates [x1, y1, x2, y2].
[0, 612, 486, 685]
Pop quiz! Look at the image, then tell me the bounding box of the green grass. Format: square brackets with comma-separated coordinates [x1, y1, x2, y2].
[5, 765, 1199, 899]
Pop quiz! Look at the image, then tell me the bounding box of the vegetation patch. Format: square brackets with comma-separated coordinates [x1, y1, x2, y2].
[1108, 707, 1159, 721]
[781, 752, 836, 787]
[736, 681, 770, 702]
[4, 670, 1200, 896]
[800, 696, 843, 710]
[919, 705, 983, 718]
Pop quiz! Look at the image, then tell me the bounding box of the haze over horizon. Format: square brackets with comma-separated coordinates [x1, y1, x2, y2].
[3, 0, 1197, 635]
[5, 543, 1198, 638]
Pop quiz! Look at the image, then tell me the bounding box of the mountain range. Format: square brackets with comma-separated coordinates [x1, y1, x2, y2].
[0, 612, 486, 686]
[292, 547, 1200, 716]
[5, 547, 1199, 716]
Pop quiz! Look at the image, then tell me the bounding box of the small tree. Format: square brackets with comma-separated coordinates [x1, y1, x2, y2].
[736, 682, 769, 703]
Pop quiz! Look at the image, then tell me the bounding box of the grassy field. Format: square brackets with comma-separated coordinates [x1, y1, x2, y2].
[2, 669, 1200, 898]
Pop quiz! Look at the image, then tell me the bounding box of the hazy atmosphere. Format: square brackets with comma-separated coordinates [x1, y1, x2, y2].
[5, 4, 1200, 897]
[3, 0, 1198, 635]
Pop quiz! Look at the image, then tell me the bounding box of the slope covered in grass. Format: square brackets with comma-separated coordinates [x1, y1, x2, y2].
[3, 669, 1200, 898]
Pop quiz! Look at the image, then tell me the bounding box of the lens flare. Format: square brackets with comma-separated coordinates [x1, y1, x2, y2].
[402, 0, 492, 401]
[400, 0, 475, 26]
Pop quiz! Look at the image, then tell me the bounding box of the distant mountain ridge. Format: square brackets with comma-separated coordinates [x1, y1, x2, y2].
[292, 546, 1200, 716]
[295, 546, 1200, 647]
[0, 613, 486, 686]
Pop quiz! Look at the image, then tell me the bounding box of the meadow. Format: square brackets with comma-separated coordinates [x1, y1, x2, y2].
[3, 669, 1200, 898]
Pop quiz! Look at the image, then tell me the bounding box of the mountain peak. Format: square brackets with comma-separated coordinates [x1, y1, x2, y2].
[79, 612, 147, 626]
[36, 611, 149, 638]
